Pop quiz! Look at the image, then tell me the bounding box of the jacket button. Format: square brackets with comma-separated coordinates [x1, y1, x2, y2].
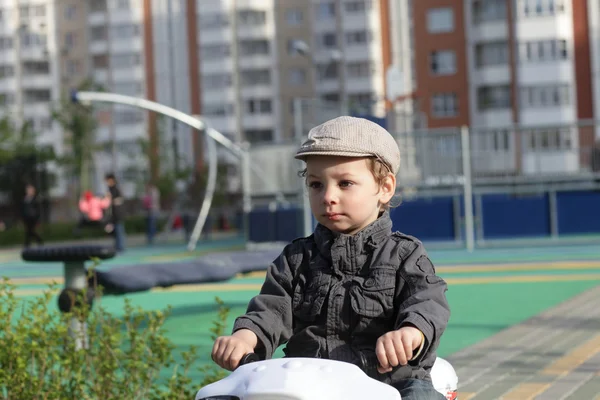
[365, 278, 375, 287]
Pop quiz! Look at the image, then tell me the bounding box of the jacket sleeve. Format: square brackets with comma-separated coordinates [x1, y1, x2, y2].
[232, 244, 299, 359]
[394, 240, 450, 362]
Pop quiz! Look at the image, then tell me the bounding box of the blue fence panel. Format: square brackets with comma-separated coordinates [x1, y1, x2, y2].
[481, 194, 549, 238]
[390, 197, 455, 241]
[248, 208, 277, 242]
[275, 208, 303, 242]
[557, 191, 600, 234]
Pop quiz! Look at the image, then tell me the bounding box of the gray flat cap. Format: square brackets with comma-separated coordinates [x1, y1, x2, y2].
[295, 116, 401, 174]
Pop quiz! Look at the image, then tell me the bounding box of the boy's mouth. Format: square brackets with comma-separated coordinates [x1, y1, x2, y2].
[324, 212, 343, 221]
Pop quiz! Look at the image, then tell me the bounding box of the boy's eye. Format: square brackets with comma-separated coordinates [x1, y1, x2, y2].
[339, 180, 353, 188]
[308, 181, 322, 189]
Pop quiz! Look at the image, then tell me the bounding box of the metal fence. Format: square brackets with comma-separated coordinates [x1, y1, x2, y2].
[246, 101, 600, 248]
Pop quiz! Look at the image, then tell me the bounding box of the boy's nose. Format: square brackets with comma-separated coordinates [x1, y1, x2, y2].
[322, 187, 338, 204]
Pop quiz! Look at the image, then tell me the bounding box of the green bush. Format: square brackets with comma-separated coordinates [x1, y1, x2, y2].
[0, 277, 229, 399]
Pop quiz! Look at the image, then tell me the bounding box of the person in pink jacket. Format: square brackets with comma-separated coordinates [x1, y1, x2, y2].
[73, 191, 111, 236]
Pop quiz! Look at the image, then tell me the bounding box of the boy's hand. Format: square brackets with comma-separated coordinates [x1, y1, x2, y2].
[375, 326, 424, 373]
[212, 329, 258, 371]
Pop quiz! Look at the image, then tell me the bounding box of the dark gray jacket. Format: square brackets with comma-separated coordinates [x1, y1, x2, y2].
[233, 212, 450, 384]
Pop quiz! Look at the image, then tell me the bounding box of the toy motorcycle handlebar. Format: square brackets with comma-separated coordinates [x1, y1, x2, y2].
[238, 352, 261, 367]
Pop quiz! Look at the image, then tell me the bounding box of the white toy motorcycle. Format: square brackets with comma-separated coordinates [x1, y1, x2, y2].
[196, 354, 458, 400]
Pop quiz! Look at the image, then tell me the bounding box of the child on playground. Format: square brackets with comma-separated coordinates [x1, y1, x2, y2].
[212, 116, 451, 399]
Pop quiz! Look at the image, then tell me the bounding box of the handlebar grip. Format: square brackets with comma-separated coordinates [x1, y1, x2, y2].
[239, 353, 261, 366]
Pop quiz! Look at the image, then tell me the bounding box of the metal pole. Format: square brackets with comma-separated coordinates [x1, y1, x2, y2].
[241, 142, 252, 243]
[187, 124, 218, 251]
[461, 125, 475, 252]
[64, 261, 89, 350]
[548, 190, 559, 239]
[294, 98, 313, 237]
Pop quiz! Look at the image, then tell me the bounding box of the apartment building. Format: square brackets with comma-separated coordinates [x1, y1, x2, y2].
[401, 0, 599, 177]
[197, 0, 388, 144]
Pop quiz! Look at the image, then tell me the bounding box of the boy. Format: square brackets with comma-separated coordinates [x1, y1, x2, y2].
[212, 116, 450, 399]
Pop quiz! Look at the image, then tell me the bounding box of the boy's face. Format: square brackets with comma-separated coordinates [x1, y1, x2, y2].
[306, 156, 395, 235]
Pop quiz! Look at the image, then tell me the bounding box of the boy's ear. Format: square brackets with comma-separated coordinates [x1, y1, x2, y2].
[380, 173, 396, 203]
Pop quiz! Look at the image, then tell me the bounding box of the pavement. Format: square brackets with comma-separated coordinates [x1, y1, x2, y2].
[449, 285, 600, 400]
[2, 237, 600, 399]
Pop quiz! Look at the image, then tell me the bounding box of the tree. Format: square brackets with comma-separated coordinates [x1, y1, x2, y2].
[0, 116, 56, 222]
[51, 80, 104, 197]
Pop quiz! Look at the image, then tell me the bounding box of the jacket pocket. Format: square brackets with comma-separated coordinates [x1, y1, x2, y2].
[350, 267, 396, 319]
[292, 269, 331, 320]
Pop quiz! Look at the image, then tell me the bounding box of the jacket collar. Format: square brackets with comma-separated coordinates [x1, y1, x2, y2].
[313, 210, 393, 257]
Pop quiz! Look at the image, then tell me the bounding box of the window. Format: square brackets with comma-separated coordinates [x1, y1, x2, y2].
[21, 33, 47, 48]
[203, 103, 235, 116]
[431, 93, 458, 118]
[288, 68, 307, 85]
[65, 5, 76, 19]
[112, 24, 140, 39]
[202, 73, 232, 90]
[24, 89, 51, 103]
[345, 1, 372, 13]
[519, 39, 568, 63]
[427, 7, 454, 33]
[245, 129, 273, 143]
[245, 99, 272, 114]
[523, 128, 572, 151]
[286, 8, 303, 25]
[114, 110, 144, 124]
[315, 2, 336, 20]
[240, 69, 271, 86]
[91, 26, 107, 41]
[34, 5, 46, 17]
[316, 32, 337, 49]
[93, 54, 109, 68]
[346, 62, 372, 78]
[346, 30, 371, 45]
[239, 40, 269, 56]
[519, 0, 565, 17]
[317, 63, 338, 80]
[520, 84, 570, 108]
[0, 37, 13, 50]
[348, 93, 375, 109]
[477, 85, 511, 110]
[198, 13, 229, 29]
[0, 92, 15, 106]
[112, 53, 141, 68]
[114, 0, 129, 9]
[200, 44, 230, 58]
[238, 10, 266, 26]
[22, 61, 50, 75]
[64, 32, 76, 48]
[472, 0, 506, 23]
[90, 0, 107, 12]
[475, 41, 509, 67]
[430, 50, 456, 75]
[0, 65, 14, 78]
[112, 81, 142, 96]
[475, 129, 511, 151]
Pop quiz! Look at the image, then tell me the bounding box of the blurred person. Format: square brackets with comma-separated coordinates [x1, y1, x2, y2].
[104, 173, 126, 252]
[74, 190, 110, 236]
[21, 184, 43, 248]
[142, 182, 160, 245]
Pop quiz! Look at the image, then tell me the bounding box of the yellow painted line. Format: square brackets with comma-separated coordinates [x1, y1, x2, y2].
[6, 276, 64, 285]
[151, 283, 262, 293]
[541, 333, 600, 376]
[12, 273, 600, 297]
[445, 273, 600, 285]
[500, 383, 552, 400]
[438, 260, 600, 274]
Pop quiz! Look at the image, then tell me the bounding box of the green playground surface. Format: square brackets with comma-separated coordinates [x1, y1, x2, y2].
[2, 238, 600, 383]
